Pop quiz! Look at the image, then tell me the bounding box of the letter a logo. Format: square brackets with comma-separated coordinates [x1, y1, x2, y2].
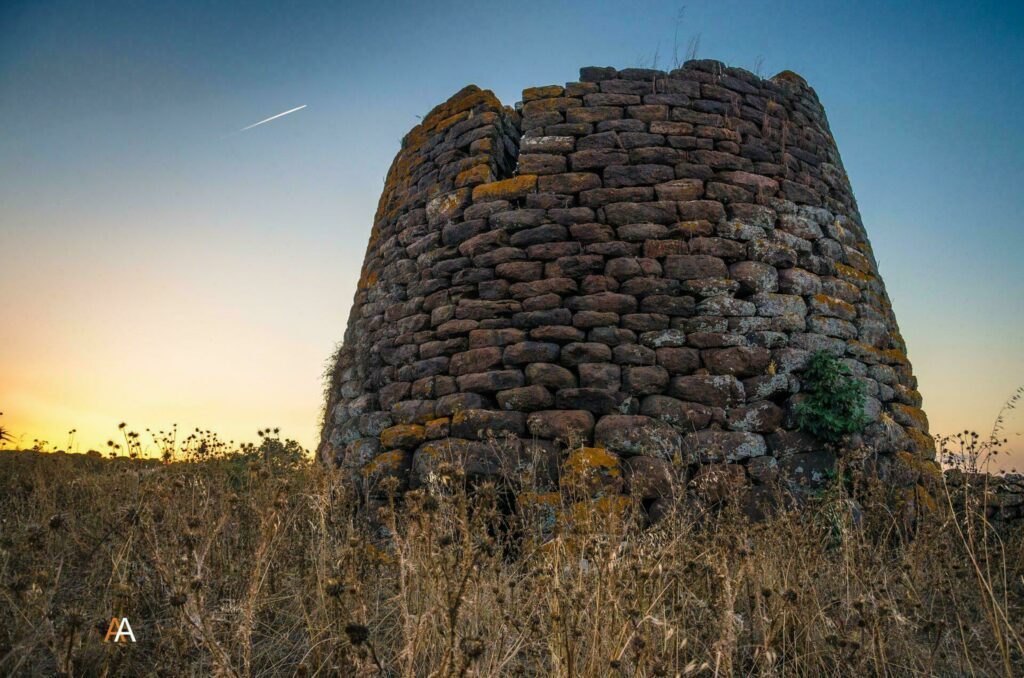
[104, 617, 136, 643]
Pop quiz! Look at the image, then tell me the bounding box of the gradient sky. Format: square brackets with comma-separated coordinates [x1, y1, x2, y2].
[1, 0, 1022, 469]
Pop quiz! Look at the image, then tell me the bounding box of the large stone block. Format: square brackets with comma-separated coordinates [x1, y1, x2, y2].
[594, 415, 683, 458]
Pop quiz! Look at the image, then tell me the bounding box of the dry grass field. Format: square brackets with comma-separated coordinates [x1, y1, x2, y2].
[0, 428, 1021, 677]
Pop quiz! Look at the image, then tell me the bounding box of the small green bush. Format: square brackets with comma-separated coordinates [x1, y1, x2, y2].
[795, 350, 868, 444]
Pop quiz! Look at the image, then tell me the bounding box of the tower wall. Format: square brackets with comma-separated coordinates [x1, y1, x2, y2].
[321, 62, 934, 518]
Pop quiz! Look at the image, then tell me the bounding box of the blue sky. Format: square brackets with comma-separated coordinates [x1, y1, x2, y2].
[1, 0, 1022, 468]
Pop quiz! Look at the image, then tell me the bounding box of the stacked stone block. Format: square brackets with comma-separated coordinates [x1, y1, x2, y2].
[321, 61, 935, 520]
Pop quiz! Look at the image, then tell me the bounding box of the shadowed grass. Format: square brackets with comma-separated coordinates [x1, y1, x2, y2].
[0, 430, 1021, 676]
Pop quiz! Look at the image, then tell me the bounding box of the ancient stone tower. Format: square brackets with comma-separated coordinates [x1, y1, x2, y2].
[321, 61, 934, 520]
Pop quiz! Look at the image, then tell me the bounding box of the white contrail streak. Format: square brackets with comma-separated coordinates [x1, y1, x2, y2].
[239, 104, 307, 131]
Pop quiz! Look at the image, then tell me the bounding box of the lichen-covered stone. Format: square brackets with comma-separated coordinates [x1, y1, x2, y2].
[450, 409, 526, 439]
[594, 415, 683, 458]
[379, 424, 426, 450]
[561, 446, 623, 495]
[526, 410, 594, 444]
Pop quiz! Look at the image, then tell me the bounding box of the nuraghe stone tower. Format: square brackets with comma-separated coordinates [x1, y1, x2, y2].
[321, 61, 935, 522]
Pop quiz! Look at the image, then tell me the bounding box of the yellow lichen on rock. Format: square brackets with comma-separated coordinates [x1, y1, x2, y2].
[522, 85, 565, 101]
[455, 163, 493, 188]
[380, 424, 426, 450]
[906, 427, 937, 459]
[561, 447, 623, 496]
[562, 447, 620, 477]
[424, 417, 450, 439]
[834, 262, 874, 285]
[771, 70, 808, 86]
[812, 293, 856, 318]
[891, 403, 930, 431]
[363, 449, 408, 476]
[471, 174, 537, 202]
[567, 495, 632, 525]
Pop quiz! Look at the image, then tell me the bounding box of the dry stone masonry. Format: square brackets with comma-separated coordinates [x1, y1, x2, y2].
[321, 61, 937, 522]
[945, 470, 1024, 524]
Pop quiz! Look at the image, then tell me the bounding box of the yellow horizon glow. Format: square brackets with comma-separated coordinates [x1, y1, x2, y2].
[3, 340, 1021, 471]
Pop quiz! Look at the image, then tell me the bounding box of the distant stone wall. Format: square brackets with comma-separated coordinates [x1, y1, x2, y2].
[320, 61, 935, 521]
[945, 470, 1024, 524]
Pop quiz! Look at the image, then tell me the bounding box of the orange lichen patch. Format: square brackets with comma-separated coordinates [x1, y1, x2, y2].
[847, 340, 880, 361]
[471, 174, 538, 202]
[413, 440, 446, 460]
[469, 136, 494, 154]
[520, 97, 582, 116]
[811, 293, 856, 318]
[562, 447, 621, 478]
[862, 290, 889, 309]
[465, 111, 500, 129]
[413, 436, 468, 456]
[379, 424, 426, 450]
[421, 86, 503, 127]
[424, 417, 450, 440]
[398, 85, 504, 151]
[412, 438, 475, 472]
[844, 248, 872, 273]
[878, 347, 909, 364]
[897, 483, 939, 516]
[916, 485, 938, 512]
[455, 163, 493, 188]
[891, 403, 930, 431]
[451, 88, 503, 115]
[399, 128, 427, 151]
[430, 110, 471, 135]
[771, 70, 808, 87]
[895, 450, 942, 485]
[834, 262, 874, 285]
[362, 450, 408, 476]
[449, 410, 469, 429]
[522, 85, 565, 102]
[561, 447, 624, 496]
[567, 495, 632, 524]
[358, 269, 379, 290]
[906, 428, 937, 459]
[847, 340, 909, 365]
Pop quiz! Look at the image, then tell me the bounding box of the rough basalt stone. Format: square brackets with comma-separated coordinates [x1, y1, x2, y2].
[624, 455, 676, 499]
[320, 65, 934, 524]
[595, 414, 683, 458]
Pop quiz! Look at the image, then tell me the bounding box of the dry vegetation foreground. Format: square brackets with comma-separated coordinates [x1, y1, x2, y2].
[0, 446, 1021, 677]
